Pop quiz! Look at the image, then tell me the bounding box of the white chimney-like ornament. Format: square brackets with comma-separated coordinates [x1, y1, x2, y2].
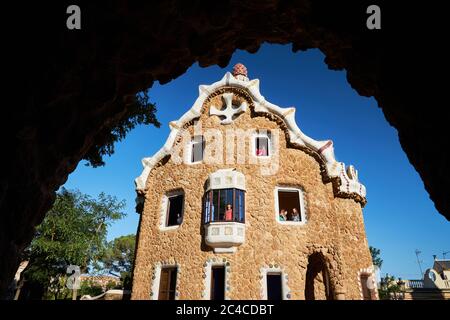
[232, 63, 249, 81]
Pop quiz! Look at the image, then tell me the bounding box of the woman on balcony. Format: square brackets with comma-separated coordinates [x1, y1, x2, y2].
[225, 204, 233, 221]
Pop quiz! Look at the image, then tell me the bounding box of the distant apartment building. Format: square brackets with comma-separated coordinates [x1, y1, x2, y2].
[402, 259, 450, 300]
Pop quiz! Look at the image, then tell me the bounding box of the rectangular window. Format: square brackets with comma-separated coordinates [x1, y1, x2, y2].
[210, 266, 225, 300]
[166, 194, 184, 227]
[212, 190, 219, 222]
[204, 189, 245, 223]
[266, 273, 282, 300]
[158, 267, 177, 300]
[255, 133, 270, 157]
[191, 136, 205, 163]
[277, 189, 302, 222]
[360, 274, 372, 300]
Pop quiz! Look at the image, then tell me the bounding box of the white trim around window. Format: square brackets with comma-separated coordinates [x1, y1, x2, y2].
[187, 135, 205, 164]
[201, 258, 231, 300]
[274, 186, 306, 226]
[149, 262, 180, 300]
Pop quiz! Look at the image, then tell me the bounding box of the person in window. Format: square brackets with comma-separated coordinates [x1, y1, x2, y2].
[225, 204, 233, 221]
[291, 208, 300, 222]
[279, 209, 287, 221]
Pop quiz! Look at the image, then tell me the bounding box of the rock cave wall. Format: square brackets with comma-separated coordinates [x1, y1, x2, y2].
[1, 0, 447, 298]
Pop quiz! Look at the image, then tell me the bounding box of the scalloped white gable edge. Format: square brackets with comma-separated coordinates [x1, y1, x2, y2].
[135, 72, 366, 199]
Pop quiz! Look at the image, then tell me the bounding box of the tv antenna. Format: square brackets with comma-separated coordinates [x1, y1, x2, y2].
[415, 249, 424, 278]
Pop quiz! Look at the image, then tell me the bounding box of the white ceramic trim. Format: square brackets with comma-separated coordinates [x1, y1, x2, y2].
[206, 168, 246, 191]
[357, 266, 379, 300]
[135, 72, 366, 201]
[201, 259, 231, 300]
[274, 186, 307, 225]
[204, 222, 246, 253]
[259, 265, 291, 300]
[251, 131, 272, 158]
[209, 92, 248, 125]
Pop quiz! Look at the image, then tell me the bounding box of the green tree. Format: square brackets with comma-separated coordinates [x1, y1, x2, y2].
[83, 92, 160, 167]
[106, 280, 121, 290]
[379, 273, 403, 300]
[79, 280, 103, 297]
[22, 188, 126, 300]
[370, 246, 383, 269]
[101, 234, 136, 290]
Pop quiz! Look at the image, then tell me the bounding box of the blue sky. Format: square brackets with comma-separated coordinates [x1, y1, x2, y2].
[63, 44, 449, 280]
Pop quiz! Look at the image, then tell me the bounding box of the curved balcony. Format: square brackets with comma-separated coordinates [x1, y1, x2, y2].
[204, 222, 245, 253]
[203, 169, 246, 253]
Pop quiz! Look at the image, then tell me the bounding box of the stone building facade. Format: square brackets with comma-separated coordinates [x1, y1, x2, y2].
[131, 64, 377, 300]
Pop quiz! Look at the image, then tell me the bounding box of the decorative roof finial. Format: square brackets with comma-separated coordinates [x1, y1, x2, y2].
[232, 63, 249, 81]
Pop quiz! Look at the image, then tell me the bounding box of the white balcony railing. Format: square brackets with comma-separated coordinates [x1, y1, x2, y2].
[404, 278, 450, 290]
[404, 280, 424, 289]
